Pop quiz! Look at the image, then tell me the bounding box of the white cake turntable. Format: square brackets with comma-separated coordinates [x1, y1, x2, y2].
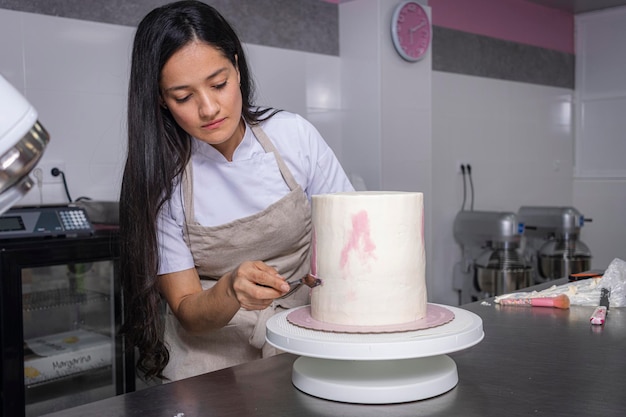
[265, 303, 484, 404]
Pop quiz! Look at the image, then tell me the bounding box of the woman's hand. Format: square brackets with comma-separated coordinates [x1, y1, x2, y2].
[228, 261, 291, 310]
[158, 261, 291, 333]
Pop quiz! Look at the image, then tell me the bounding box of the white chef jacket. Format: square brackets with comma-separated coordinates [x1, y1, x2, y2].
[157, 111, 354, 275]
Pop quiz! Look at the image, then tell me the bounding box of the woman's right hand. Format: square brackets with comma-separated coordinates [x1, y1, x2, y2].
[228, 260, 291, 310]
[158, 261, 291, 333]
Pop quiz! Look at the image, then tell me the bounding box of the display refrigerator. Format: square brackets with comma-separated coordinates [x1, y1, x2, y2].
[0, 206, 133, 416]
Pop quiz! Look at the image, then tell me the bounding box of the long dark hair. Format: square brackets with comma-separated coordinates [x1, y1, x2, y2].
[119, 0, 278, 380]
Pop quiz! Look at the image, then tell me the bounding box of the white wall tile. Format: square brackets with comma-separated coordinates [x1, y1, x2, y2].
[574, 7, 626, 270]
[304, 53, 343, 160]
[576, 6, 626, 98]
[339, 0, 382, 191]
[577, 98, 626, 177]
[0, 9, 25, 89]
[305, 53, 341, 111]
[245, 44, 307, 116]
[22, 13, 133, 95]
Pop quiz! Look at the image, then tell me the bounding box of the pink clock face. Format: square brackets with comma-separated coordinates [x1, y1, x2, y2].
[393, 2, 431, 61]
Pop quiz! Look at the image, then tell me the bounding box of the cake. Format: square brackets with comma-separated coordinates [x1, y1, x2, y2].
[310, 191, 426, 326]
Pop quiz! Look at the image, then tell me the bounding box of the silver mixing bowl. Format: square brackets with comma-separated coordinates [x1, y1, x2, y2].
[539, 254, 591, 280]
[476, 265, 533, 296]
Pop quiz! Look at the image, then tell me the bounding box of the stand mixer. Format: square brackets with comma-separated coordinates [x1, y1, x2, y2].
[453, 211, 533, 303]
[518, 206, 592, 282]
[0, 74, 49, 214]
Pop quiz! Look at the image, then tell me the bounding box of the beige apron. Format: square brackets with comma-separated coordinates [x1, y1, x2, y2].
[163, 124, 312, 381]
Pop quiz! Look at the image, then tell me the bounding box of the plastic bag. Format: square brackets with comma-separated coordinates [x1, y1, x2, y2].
[495, 258, 626, 307]
[597, 258, 626, 307]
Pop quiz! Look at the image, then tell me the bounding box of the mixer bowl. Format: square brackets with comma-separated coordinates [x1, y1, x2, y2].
[538, 239, 592, 280]
[539, 254, 591, 280]
[476, 266, 533, 296]
[474, 246, 533, 296]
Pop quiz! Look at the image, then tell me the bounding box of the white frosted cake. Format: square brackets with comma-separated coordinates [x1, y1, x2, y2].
[310, 191, 426, 326]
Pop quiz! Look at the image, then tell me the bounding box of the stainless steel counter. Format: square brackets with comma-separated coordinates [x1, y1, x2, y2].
[44, 279, 626, 416]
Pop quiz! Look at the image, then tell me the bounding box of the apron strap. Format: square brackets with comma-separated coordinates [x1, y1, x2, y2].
[182, 162, 194, 246]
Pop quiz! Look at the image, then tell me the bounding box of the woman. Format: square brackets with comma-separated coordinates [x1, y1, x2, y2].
[119, 0, 353, 381]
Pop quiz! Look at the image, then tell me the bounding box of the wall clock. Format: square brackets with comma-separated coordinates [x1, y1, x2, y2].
[391, 1, 432, 62]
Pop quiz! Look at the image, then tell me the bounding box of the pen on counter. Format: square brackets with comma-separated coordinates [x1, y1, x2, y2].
[590, 288, 610, 325]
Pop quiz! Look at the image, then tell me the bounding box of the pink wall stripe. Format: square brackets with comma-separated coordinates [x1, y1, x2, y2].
[428, 0, 574, 54]
[324, 0, 573, 53]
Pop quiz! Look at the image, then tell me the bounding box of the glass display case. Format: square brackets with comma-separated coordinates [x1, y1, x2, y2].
[0, 232, 133, 417]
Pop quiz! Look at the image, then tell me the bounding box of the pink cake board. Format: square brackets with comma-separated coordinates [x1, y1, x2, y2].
[287, 304, 454, 334]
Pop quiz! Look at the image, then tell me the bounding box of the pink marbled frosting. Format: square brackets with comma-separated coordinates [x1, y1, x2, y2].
[310, 191, 426, 326]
